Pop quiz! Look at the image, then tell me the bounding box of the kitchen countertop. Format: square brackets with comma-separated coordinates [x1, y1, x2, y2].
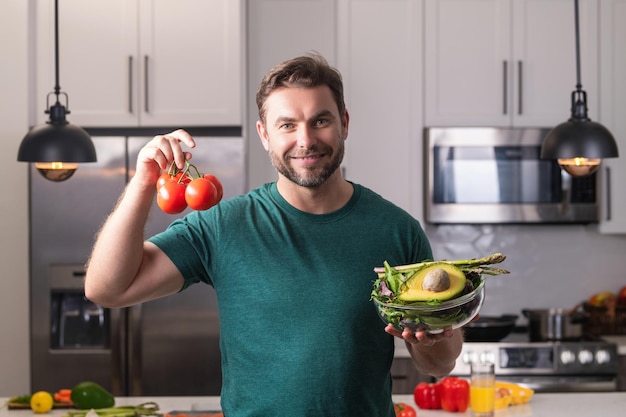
[2, 394, 626, 417]
[602, 335, 626, 355]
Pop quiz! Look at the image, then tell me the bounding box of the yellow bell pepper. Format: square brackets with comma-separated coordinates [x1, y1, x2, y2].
[495, 381, 534, 405]
[494, 392, 512, 410]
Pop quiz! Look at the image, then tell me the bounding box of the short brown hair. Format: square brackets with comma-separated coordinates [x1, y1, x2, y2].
[256, 52, 346, 124]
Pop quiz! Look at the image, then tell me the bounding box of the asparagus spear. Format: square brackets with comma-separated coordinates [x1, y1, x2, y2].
[373, 252, 509, 277]
[62, 402, 161, 417]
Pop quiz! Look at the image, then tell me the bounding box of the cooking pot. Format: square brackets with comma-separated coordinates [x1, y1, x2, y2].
[522, 307, 589, 341]
[462, 314, 518, 342]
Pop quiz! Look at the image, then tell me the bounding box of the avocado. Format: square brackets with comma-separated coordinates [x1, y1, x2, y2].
[397, 263, 466, 302]
[70, 381, 115, 410]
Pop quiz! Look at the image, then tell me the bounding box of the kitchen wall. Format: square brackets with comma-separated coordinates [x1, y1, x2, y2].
[424, 224, 626, 323]
[0, 0, 31, 396]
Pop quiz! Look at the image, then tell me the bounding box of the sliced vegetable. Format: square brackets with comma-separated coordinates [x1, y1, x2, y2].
[54, 389, 72, 403]
[398, 263, 466, 302]
[371, 253, 509, 331]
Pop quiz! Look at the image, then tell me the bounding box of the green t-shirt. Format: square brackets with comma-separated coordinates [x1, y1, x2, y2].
[149, 182, 432, 417]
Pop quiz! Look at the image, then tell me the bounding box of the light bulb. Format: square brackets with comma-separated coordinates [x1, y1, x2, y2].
[35, 162, 78, 182]
[557, 157, 601, 177]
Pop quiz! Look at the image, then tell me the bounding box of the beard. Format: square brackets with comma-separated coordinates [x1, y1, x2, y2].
[269, 141, 345, 188]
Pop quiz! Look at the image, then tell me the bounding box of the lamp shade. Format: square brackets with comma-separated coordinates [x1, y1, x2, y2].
[17, 121, 97, 163]
[540, 119, 619, 160]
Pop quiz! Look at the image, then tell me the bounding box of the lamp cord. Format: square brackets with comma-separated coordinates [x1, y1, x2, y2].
[574, 0, 582, 91]
[54, 0, 60, 100]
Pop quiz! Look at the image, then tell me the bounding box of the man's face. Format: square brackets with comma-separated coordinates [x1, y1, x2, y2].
[257, 85, 349, 188]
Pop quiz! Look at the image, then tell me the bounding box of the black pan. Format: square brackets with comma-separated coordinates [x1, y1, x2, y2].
[462, 315, 518, 342]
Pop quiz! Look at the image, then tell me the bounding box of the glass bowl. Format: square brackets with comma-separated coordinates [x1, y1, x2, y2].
[372, 278, 485, 334]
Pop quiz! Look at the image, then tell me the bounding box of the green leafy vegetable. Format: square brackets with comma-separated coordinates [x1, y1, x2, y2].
[371, 253, 509, 332]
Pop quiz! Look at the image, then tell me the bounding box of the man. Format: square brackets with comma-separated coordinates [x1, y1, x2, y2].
[86, 53, 462, 417]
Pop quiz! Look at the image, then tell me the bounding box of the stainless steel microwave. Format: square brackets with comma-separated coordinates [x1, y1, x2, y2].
[424, 127, 598, 224]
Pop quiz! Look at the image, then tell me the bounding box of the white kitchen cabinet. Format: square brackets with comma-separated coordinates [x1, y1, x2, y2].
[35, 0, 242, 127]
[337, 0, 424, 220]
[245, 0, 336, 190]
[424, 0, 599, 128]
[598, 0, 626, 234]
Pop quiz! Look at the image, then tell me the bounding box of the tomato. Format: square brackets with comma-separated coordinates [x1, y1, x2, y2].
[157, 181, 188, 214]
[155, 163, 222, 213]
[203, 174, 224, 202]
[174, 171, 192, 185]
[156, 173, 173, 190]
[185, 178, 219, 210]
[394, 402, 417, 417]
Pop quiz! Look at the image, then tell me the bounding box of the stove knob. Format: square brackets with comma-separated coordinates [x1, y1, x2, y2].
[463, 351, 477, 364]
[480, 351, 496, 365]
[578, 349, 594, 365]
[560, 349, 576, 365]
[595, 349, 612, 365]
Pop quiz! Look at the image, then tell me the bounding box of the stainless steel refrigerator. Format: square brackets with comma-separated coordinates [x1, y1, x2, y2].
[29, 136, 245, 396]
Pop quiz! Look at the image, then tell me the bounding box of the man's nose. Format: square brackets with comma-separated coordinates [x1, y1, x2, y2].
[296, 125, 315, 147]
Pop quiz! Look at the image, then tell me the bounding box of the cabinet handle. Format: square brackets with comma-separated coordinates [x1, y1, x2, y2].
[518, 60, 523, 115]
[605, 166, 612, 221]
[502, 61, 508, 115]
[128, 56, 134, 113]
[144, 55, 150, 113]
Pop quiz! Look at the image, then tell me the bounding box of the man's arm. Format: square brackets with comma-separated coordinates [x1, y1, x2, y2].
[84, 130, 195, 308]
[405, 329, 463, 377]
[385, 325, 463, 377]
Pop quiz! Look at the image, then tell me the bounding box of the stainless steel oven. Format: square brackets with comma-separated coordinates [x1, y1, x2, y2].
[451, 333, 619, 392]
[424, 127, 599, 224]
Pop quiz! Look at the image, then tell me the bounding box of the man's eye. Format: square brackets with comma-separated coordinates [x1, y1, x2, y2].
[279, 123, 294, 130]
[315, 119, 329, 127]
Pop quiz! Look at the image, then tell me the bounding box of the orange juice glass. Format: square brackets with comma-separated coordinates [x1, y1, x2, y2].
[470, 362, 495, 417]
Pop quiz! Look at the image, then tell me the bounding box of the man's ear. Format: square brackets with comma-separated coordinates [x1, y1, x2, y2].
[342, 110, 350, 140]
[257, 120, 270, 151]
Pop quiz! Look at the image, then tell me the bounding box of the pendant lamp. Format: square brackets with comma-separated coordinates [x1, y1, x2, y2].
[540, 0, 618, 177]
[17, 0, 96, 182]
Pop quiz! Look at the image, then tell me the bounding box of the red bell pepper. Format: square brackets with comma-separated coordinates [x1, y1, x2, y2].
[413, 382, 441, 409]
[439, 376, 470, 412]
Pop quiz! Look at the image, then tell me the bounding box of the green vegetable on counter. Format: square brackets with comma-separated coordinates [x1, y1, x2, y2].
[70, 382, 115, 410]
[6, 394, 32, 405]
[62, 402, 162, 417]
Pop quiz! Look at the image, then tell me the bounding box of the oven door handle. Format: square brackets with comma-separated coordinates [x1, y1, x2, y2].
[496, 376, 617, 393]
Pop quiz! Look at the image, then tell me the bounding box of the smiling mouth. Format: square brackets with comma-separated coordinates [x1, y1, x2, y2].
[290, 153, 325, 164]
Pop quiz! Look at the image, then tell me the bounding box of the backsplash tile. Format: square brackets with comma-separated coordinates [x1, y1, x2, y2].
[423, 223, 626, 325]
